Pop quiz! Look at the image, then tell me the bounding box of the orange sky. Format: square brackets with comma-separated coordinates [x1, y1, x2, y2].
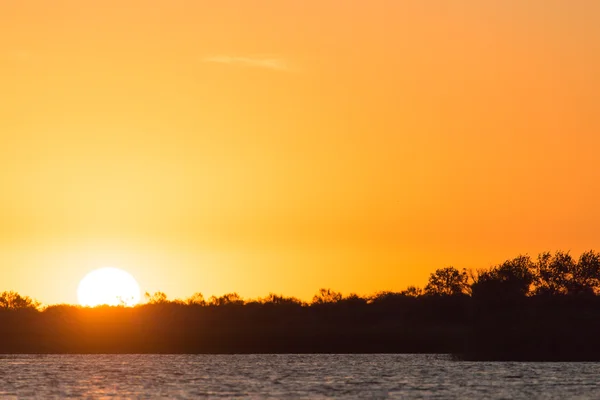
[1, 1, 600, 305]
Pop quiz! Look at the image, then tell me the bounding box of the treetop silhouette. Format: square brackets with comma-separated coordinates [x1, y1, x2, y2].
[3, 250, 600, 359]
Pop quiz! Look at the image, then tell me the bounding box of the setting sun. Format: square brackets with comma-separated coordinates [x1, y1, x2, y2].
[77, 267, 141, 307]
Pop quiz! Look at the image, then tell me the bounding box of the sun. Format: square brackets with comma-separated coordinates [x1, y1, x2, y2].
[77, 267, 141, 307]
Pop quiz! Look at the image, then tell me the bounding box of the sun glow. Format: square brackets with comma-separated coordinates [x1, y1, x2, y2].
[77, 267, 141, 307]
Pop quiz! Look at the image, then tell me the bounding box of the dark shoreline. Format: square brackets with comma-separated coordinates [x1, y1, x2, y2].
[4, 250, 600, 361]
[2, 296, 600, 361]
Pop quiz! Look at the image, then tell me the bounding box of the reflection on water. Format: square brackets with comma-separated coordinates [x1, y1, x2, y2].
[0, 354, 599, 399]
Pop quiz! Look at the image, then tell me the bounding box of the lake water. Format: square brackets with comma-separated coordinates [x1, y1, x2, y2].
[1, 354, 599, 399]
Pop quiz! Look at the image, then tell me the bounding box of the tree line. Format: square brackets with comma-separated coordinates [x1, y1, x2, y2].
[3, 250, 600, 359]
[3, 250, 600, 312]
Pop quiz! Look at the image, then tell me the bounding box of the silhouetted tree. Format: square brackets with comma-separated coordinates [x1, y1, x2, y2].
[261, 293, 303, 306]
[400, 286, 423, 297]
[0, 291, 40, 310]
[185, 292, 206, 306]
[534, 251, 577, 295]
[145, 291, 168, 304]
[471, 255, 535, 301]
[208, 293, 244, 306]
[571, 250, 600, 295]
[424, 267, 469, 296]
[312, 288, 343, 304]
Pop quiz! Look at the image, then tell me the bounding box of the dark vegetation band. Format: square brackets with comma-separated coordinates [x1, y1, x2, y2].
[2, 250, 600, 360]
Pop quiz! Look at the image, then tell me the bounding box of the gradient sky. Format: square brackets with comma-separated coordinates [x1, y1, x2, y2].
[1, 1, 599, 305]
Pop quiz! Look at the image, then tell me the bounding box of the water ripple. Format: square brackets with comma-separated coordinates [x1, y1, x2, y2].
[0, 354, 599, 398]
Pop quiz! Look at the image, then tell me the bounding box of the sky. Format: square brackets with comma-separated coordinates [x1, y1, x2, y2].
[1, 1, 599, 305]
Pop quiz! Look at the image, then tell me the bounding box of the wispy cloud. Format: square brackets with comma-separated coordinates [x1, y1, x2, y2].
[203, 55, 289, 71]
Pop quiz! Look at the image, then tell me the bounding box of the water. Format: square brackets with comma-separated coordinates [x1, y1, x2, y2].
[1, 354, 599, 399]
